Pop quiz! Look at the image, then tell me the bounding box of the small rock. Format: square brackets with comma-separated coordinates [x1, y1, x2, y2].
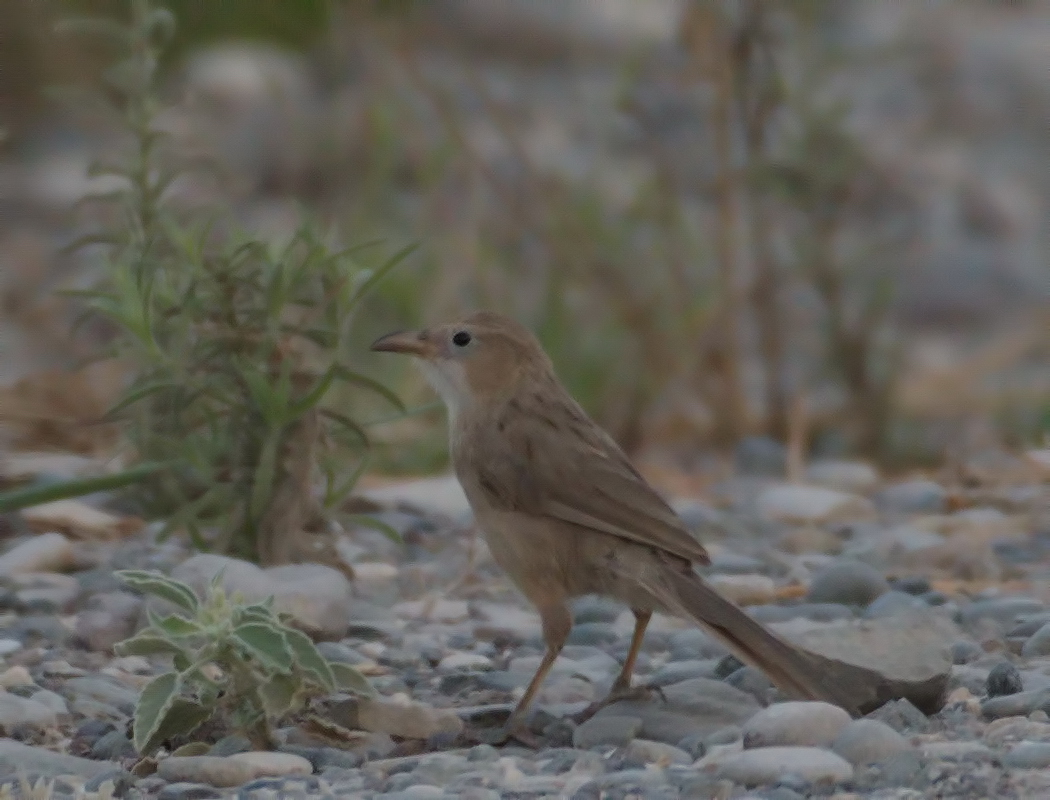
[757, 485, 875, 525]
[0, 692, 58, 729]
[362, 475, 471, 519]
[90, 730, 136, 760]
[0, 534, 75, 577]
[350, 562, 398, 583]
[593, 677, 760, 745]
[74, 591, 142, 652]
[1023, 623, 1050, 657]
[623, 738, 692, 765]
[831, 719, 909, 766]
[735, 436, 787, 477]
[805, 460, 880, 493]
[807, 560, 890, 606]
[0, 667, 33, 688]
[961, 597, 1045, 629]
[707, 574, 776, 606]
[982, 688, 1050, 719]
[336, 696, 463, 739]
[864, 591, 927, 619]
[0, 738, 119, 779]
[0, 640, 20, 657]
[228, 751, 312, 777]
[1004, 741, 1050, 769]
[742, 702, 851, 749]
[169, 554, 352, 640]
[648, 660, 719, 687]
[711, 746, 853, 786]
[865, 699, 929, 733]
[987, 662, 1024, 696]
[394, 599, 469, 623]
[787, 610, 957, 714]
[950, 640, 983, 665]
[20, 501, 142, 539]
[28, 690, 68, 715]
[573, 715, 642, 749]
[157, 756, 256, 788]
[157, 783, 223, 800]
[437, 652, 492, 672]
[572, 596, 622, 624]
[875, 481, 947, 516]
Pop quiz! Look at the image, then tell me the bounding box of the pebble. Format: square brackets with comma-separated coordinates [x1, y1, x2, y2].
[438, 652, 493, 671]
[735, 436, 787, 477]
[875, 480, 947, 516]
[170, 554, 353, 640]
[807, 560, 891, 606]
[1003, 740, 1050, 769]
[157, 756, 257, 788]
[622, 738, 693, 765]
[0, 739, 119, 779]
[987, 661, 1024, 696]
[1023, 622, 1050, 657]
[0, 533, 76, 577]
[0, 692, 58, 729]
[0, 666, 34, 688]
[831, 719, 909, 765]
[706, 574, 776, 606]
[742, 701, 851, 748]
[341, 696, 464, 739]
[982, 688, 1050, 719]
[863, 590, 927, 619]
[805, 459, 880, 493]
[0, 640, 21, 656]
[960, 596, 1046, 628]
[227, 751, 313, 777]
[74, 591, 142, 652]
[711, 746, 854, 786]
[572, 715, 642, 748]
[757, 485, 875, 525]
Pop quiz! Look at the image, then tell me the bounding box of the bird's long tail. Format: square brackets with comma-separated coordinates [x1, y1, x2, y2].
[650, 567, 866, 716]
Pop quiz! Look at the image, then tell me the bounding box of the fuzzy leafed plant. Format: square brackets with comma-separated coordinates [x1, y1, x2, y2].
[60, 0, 411, 561]
[115, 569, 374, 754]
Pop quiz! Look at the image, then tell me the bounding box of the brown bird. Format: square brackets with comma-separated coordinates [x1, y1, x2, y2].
[372, 311, 864, 733]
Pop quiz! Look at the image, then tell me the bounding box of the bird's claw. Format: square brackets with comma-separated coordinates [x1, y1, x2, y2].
[572, 682, 667, 724]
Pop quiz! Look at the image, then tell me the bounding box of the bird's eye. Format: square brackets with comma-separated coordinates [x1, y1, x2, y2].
[452, 330, 471, 347]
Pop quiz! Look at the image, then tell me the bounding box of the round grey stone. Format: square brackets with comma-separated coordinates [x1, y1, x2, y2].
[573, 715, 642, 749]
[831, 719, 909, 766]
[987, 662, 1024, 697]
[807, 560, 891, 606]
[1023, 623, 1050, 657]
[864, 591, 926, 619]
[1004, 741, 1050, 769]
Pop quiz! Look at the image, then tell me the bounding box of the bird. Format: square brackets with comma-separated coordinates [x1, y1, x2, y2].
[372, 311, 864, 735]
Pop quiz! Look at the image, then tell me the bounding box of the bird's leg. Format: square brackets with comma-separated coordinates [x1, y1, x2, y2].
[609, 609, 652, 695]
[573, 609, 661, 725]
[501, 603, 570, 744]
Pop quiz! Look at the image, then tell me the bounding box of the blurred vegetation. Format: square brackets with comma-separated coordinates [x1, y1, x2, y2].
[2, 0, 1047, 478]
[53, 0, 410, 564]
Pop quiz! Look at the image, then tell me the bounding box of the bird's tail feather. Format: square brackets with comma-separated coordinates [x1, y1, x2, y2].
[647, 567, 864, 716]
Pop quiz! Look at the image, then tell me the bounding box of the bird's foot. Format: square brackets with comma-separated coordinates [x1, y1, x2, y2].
[572, 683, 667, 724]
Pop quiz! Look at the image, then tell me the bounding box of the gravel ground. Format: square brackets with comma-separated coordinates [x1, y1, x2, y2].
[0, 448, 1049, 798]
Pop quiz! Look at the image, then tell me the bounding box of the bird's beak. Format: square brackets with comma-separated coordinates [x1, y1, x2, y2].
[370, 329, 436, 358]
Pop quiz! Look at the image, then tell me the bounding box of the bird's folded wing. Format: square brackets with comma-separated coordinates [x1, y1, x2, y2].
[474, 405, 710, 565]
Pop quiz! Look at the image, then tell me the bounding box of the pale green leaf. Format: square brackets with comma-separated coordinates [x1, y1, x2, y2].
[231, 623, 293, 674]
[284, 628, 335, 692]
[133, 672, 181, 753]
[257, 673, 299, 719]
[118, 570, 200, 614]
[330, 663, 376, 698]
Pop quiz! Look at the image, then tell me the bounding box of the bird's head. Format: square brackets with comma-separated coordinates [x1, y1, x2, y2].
[371, 311, 553, 416]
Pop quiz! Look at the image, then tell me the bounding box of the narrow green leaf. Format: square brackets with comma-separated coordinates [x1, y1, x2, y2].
[347, 242, 418, 308]
[350, 514, 404, 545]
[330, 662, 376, 698]
[331, 365, 405, 412]
[117, 570, 200, 614]
[284, 628, 335, 692]
[286, 364, 338, 421]
[0, 462, 173, 514]
[133, 671, 181, 753]
[321, 410, 368, 447]
[103, 380, 178, 420]
[231, 623, 294, 674]
[113, 632, 190, 659]
[249, 433, 280, 522]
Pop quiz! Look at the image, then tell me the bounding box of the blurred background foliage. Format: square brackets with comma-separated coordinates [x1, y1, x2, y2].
[2, 0, 1048, 481]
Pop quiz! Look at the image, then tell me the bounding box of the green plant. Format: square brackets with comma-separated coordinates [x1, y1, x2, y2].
[60, 0, 411, 560]
[115, 569, 374, 754]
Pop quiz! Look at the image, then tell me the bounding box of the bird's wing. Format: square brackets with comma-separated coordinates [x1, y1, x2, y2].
[470, 393, 710, 565]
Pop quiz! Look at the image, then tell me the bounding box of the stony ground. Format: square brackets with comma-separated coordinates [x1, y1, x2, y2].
[0, 445, 1049, 798]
